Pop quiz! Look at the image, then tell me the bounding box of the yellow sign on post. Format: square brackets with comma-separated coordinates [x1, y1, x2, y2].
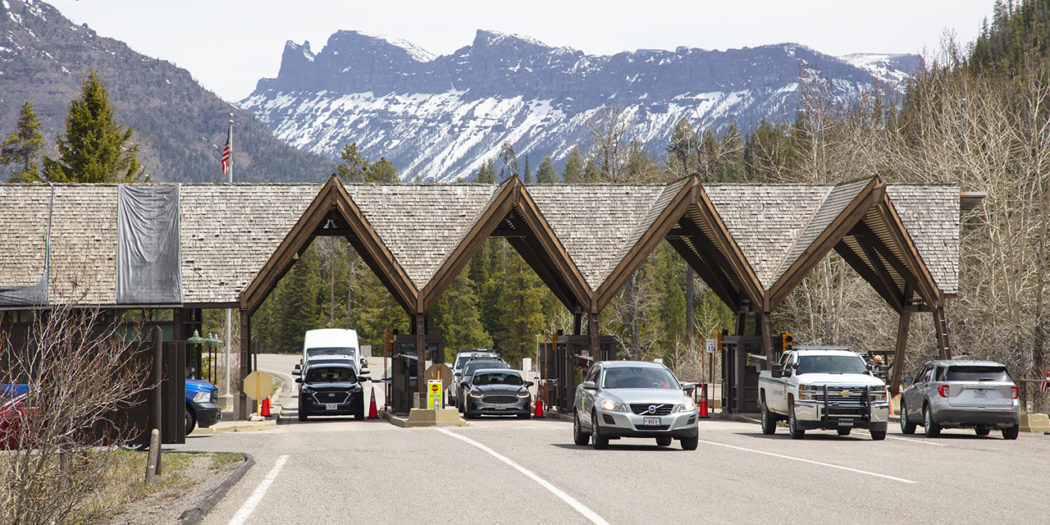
[427, 379, 443, 409]
[243, 371, 273, 401]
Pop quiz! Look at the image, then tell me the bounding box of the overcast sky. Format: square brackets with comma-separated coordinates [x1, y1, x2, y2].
[47, 0, 995, 103]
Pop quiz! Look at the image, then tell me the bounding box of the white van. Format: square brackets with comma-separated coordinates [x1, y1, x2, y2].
[301, 329, 365, 373]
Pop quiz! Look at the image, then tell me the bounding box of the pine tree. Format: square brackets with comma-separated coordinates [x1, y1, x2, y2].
[562, 147, 585, 183]
[523, 154, 532, 183]
[1, 101, 45, 182]
[535, 156, 556, 183]
[275, 245, 324, 352]
[43, 70, 148, 182]
[428, 268, 492, 357]
[475, 159, 496, 183]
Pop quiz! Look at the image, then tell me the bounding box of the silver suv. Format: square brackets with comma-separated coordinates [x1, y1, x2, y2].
[900, 360, 1020, 439]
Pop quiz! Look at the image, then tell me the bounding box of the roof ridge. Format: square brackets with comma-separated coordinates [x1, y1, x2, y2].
[770, 186, 833, 282]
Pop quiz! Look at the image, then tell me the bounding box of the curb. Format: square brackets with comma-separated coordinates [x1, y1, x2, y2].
[177, 452, 255, 525]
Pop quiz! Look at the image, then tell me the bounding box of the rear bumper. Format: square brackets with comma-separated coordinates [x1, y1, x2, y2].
[931, 407, 1019, 428]
[191, 401, 222, 428]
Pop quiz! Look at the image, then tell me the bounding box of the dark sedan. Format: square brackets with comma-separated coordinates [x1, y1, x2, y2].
[462, 369, 532, 419]
[296, 362, 369, 421]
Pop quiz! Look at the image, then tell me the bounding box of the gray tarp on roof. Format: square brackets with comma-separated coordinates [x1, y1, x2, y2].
[116, 185, 181, 304]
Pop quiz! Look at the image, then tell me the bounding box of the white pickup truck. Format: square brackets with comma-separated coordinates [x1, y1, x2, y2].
[758, 348, 889, 440]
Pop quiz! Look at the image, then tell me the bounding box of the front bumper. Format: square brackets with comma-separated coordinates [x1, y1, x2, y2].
[300, 391, 364, 416]
[595, 409, 699, 439]
[794, 401, 888, 431]
[191, 401, 222, 428]
[464, 395, 531, 416]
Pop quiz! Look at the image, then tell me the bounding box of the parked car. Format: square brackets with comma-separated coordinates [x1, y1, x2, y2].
[448, 350, 499, 405]
[186, 378, 222, 435]
[0, 392, 37, 449]
[573, 361, 699, 450]
[295, 360, 370, 421]
[461, 369, 532, 419]
[456, 359, 510, 411]
[900, 360, 1020, 439]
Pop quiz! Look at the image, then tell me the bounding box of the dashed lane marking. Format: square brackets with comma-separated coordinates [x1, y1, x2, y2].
[437, 428, 610, 525]
[699, 440, 916, 484]
[229, 455, 289, 525]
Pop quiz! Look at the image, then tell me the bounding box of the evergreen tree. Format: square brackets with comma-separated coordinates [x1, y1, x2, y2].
[666, 118, 697, 179]
[43, 70, 148, 182]
[523, 154, 532, 183]
[582, 157, 602, 182]
[336, 142, 399, 182]
[475, 159, 496, 183]
[274, 245, 324, 352]
[429, 268, 492, 357]
[535, 156, 556, 183]
[563, 147, 585, 183]
[1, 101, 45, 182]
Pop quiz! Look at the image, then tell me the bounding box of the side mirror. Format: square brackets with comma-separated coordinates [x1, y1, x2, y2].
[454, 372, 462, 378]
[524, 381, 535, 387]
[295, 378, 303, 383]
[680, 381, 696, 390]
[358, 375, 371, 382]
[360, 367, 370, 375]
[292, 368, 301, 376]
[581, 380, 597, 391]
[903, 376, 914, 385]
[771, 364, 783, 378]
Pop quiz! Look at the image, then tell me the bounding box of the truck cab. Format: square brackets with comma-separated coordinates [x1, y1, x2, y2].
[759, 348, 889, 440]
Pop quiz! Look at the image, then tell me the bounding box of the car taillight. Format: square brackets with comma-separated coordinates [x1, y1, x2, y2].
[1010, 386, 1019, 399]
[937, 385, 950, 397]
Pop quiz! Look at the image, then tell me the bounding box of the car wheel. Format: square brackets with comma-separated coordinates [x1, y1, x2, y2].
[788, 399, 805, 439]
[298, 406, 308, 421]
[975, 426, 990, 437]
[760, 397, 776, 435]
[573, 410, 590, 446]
[591, 411, 609, 450]
[185, 407, 196, 436]
[837, 427, 851, 436]
[656, 436, 672, 447]
[899, 401, 916, 435]
[518, 411, 531, 420]
[1002, 425, 1019, 440]
[922, 404, 941, 437]
[680, 436, 699, 451]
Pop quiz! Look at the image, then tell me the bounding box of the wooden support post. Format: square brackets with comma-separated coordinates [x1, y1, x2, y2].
[933, 306, 952, 359]
[889, 310, 912, 396]
[759, 311, 772, 369]
[151, 326, 162, 467]
[416, 312, 426, 397]
[238, 309, 251, 420]
[145, 429, 161, 484]
[588, 312, 599, 360]
[572, 311, 583, 336]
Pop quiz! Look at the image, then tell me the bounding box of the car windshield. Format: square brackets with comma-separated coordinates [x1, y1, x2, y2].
[602, 367, 679, 389]
[305, 366, 356, 383]
[796, 355, 869, 375]
[464, 360, 507, 377]
[473, 372, 524, 386]
[947, 366, 1011, 382]
[307, 346, 357, 358]
[454, 355, 472, 369]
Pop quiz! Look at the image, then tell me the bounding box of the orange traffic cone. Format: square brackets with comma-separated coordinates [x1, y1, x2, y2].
[367, 386, 379, 419]
[260, 397, 271, 417]
[697, 384, 709, 418]
[533, 385, 544, 418]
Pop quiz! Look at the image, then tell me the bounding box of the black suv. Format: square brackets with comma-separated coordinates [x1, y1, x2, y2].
[295, 360, 370, 421]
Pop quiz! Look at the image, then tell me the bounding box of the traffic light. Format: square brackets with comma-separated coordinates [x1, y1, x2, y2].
[781, 332, 793, 352]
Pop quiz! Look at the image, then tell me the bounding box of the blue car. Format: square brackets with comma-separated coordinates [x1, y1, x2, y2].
[186, 379, 222, 435]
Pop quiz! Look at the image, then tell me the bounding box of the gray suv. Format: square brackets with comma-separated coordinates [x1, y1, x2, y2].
[900, 360, 1020, 439]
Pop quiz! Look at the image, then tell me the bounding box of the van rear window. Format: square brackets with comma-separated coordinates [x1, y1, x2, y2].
[307, 347, 356, 358]
[946, 366, 1011, 382]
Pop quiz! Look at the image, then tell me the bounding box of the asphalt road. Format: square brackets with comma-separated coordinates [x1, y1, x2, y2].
[173, 355, 1050, 524]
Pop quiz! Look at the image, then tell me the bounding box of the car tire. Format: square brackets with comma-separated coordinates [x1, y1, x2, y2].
[837, 427, 851, 436]
[573, 410, 590, 446]
[591, 411, 609, 450]
[518, 411, 531, 420]
[185, 407, 196, 436]
[870, 428, 887, 441]
[680, 436, 699, 451]
[923, 404, 941, 437]
[760, 397, 776, 435]
[298, 405, 308, 421]
[1002, 425, 1019, 440]
[656, 436, 672, 447]
[975, 426, 990, 437]
[788, 399, 805, 439]
[899, 401, 916, 435]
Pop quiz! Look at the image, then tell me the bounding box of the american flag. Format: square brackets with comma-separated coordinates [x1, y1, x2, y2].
[221, 124, 232, 176]
[1041, 371, 1049, 393]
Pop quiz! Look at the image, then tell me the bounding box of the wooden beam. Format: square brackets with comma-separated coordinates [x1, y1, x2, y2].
[849, 221, 918, 290]
[676, 215, 747, 307]
[889, 285, 912, 396]
[769, 178, 884, 309]
[834, 241, 904, 314]
[874, 198, 942, 308]
[666, 237, 740, 310]
[856, 238, 906, 313]
[933, 306, 952, 359]
[760, 310, 773, 369]
[694, 187, 765, 308]
[237, 309, 250, 420]
[513, 185, 593, 312]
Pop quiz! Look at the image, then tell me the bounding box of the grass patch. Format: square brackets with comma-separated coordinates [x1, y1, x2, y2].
[210, 452, 242, 470]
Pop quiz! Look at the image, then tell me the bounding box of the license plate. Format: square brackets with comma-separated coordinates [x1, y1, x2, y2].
[838, 419, 854, 427]
[973, 390, 988, 398]
[643, 416, 661, 425]
[325, 403, 338, 410]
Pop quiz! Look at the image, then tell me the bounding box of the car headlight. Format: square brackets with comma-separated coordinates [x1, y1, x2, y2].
[600, 399, 628, 412]
[679, 399, 697, 412]
[798, 384, 821, 400]
[469, 390, 484, 398]
[192, 391, 210, 403]
[516, 391, 530, 398]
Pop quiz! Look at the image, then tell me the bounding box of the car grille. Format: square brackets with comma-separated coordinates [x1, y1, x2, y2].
[822, 387, 871, 407]
[635, 425, 670, 431]
[484, 395, 518, 404]
[310, 391, 350, 404]
[630, 403, 673, 415]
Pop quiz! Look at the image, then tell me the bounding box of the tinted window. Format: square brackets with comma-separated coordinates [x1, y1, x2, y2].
[602, 367, 679, 389]
[307, 346, 356, 358]
[305, 366, 356, 382]
[796, 355, 869, 375]
[473, 372, 524, 386]
[454, 355, 471, 369]
[463, 360, 508, 377]
[946, 366, 1011, 382]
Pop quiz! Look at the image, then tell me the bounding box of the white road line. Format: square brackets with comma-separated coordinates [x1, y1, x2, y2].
[853, 430, 947, 447]
[229, 455, 289, 525]
[437, 428, 609, 525]
[699, 440, 916, 484]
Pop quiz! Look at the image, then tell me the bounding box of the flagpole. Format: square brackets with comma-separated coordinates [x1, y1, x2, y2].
[224, 112, 234, 412]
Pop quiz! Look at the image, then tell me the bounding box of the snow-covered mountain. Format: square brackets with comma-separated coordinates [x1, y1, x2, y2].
[240, 30, 920, 182]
